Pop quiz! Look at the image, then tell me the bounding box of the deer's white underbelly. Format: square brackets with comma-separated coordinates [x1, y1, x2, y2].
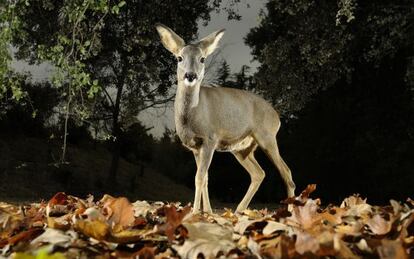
[216, 135, 255, 152]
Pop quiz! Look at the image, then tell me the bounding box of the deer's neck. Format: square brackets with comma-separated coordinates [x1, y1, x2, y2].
[174, 81, 201, 126]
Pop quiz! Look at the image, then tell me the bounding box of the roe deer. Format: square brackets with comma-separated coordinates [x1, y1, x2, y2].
[155, 23, 296, 213]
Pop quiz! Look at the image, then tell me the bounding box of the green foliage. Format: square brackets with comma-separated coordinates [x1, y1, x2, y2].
[246, 0, 414, 115]
[4, 0, 240, 168]
[0, 0, 28, 101]
[12, 0, 224, 131]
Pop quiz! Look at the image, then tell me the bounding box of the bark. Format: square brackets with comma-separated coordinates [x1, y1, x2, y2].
[107, 83, 122, 187]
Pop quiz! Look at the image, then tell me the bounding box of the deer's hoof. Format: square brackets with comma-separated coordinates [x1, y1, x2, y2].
[191, 208, 201, 215]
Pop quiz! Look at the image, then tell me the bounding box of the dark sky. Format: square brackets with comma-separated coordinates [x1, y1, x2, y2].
[11, 0, 266, 138]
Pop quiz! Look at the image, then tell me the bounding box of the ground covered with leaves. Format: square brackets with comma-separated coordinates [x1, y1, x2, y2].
[0, 185, 413, 258]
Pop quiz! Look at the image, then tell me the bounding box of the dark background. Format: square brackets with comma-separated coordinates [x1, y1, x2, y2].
[1, 0, 413, 206]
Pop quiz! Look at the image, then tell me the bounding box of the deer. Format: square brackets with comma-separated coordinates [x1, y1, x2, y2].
[155, 23, 296, 213]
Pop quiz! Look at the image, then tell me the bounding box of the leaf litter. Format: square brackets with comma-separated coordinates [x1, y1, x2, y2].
[0, 185, 413, 258]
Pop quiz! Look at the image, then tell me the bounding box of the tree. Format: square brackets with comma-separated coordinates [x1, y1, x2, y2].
[214, 62, 254, 90]
[0, 1, 29, 105]
[246, 0, 414, 115]
[11, 0, 230, 186]
[215, 60, 231, 85]
[245, 0, 414, 202]
[233, 65, 253, 90]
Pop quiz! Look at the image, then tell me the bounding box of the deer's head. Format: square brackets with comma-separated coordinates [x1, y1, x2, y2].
[156, 23, 225, 87]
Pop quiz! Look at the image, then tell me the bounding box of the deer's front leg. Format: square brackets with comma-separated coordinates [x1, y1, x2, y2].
[193, 151, 213, 213]
[193, 145, 215, 213]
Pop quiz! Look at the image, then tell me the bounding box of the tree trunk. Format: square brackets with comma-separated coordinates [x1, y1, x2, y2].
[107, 7, 129, 190]
[107, 83, 123, 189]
[108, 138, 121, 189]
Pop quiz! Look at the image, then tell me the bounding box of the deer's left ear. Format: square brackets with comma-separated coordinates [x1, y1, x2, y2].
[197, 29, 225, 57]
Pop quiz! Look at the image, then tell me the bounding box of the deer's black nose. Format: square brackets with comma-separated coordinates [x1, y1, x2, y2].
[184, 72, 197, 82]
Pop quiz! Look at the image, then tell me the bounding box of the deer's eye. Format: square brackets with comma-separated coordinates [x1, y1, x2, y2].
[200, 57, 205, 63]
[177, 56, 183, 62]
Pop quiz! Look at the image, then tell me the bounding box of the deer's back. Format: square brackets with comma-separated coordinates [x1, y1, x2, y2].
[195, 86, 280, 138]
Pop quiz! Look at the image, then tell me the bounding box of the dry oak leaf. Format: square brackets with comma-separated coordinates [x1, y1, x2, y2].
[366, 214, 392, 236]
[334, 217, 364, 236]
[174, 222, 235, 259]
[46, 192, 83, 230]
[377, 239, 409, 259]
[23, 204, 46, 228]
[102, 196, 135, 232]
[300, 184, 317, 200]
[46, 214, 72, 231]
[108, 228, 158, 243]
[286, 198, 322, 229]
[255, 234, 283, 251]
[2, 228, 43, 248]
[46, 192, 71, 217]
[134, 246, 156, 259]
[294, 231, 320, 255]
[261, 234, 297, 258]
[132, 200, 154, 217]
[341, 194, 372, 221]
[262, 221, 288, 235]
[295, 230, 359, 258]
[399, 212, 414, 239]
[0, 203, 24, 240]
[234, 216, 261, 235]
[74, 219, 110, 241]
[157, 205, 191, 242]
[219, 208, 238, 224]
[318, 207, 346, 226]
[340, 194, 367, 208]
[241, 209, 265, 219]
[30, 228, 77, 248]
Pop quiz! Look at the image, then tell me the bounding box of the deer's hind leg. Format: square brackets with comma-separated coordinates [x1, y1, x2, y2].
[233, 143, 265, 212]
[253, 130, 296, 198]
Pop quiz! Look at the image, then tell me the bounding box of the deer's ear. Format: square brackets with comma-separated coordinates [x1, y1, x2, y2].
[155, 23, 185, 55]
[197, 29, 225, 57]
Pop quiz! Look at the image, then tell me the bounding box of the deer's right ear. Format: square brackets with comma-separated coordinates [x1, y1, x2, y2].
[155, 23, 185, 56]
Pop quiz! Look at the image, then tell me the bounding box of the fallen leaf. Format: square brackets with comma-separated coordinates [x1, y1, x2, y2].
[234, 216, 260, 234]
[46, 193, 70, 217]
[134, 246, 156, 259]
[158, 205, 191, 242]
[335, 217, 364, 236]
[0, 203, 24, 240]
[108, 228, 157, 243]
[174, 222, 234, 259]
[31, 228, 77, 248]
[295, 231, 320, 255]
[5, 228, 43, 247]
[341, 194, 367, 208]
[241, 209, 264, 219]
[262, 221, 288, 235]
[366, 214, 392, 235]
[377, 239, 408, 259]
[132, 200, 153, 217]
[103, 197, 135, 232]
[47, 215, 71, 230]
[74, 219, 109, 241]
[286, 198, 322, 229]
[300, 184, 317, 200]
